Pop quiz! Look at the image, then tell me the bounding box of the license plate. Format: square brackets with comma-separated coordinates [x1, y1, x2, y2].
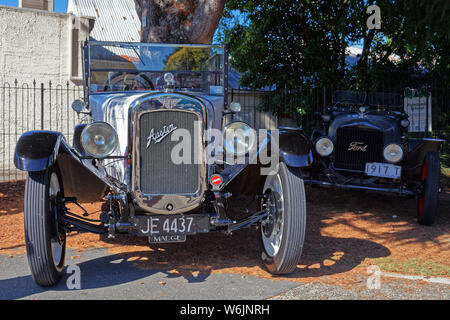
[365, 162, 402, 179]
[134, 214, 210, 243]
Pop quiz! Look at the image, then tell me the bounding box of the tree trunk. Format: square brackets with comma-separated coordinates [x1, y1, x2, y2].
[136, 0, 226, 44]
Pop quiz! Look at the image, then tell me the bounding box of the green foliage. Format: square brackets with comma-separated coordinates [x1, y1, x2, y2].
[221, 0, 450, 89]
[219, 0, 450, 127]
[222, 0, 368, 89]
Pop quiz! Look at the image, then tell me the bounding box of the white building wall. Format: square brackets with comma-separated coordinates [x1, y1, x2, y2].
[0, 5, 92, 84]
[0, 6, 93, 181]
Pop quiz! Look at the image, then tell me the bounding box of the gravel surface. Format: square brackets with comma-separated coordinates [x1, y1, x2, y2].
[271, 280, 450, 300]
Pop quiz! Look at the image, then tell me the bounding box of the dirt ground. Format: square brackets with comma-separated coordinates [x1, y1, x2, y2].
[1, 180, 449, 288]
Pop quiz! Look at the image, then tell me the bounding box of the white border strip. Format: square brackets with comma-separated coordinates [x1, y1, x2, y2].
[382, 272, 450, 285]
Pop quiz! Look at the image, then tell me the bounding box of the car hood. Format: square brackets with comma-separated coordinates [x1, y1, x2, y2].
[90, 91, 224, 146]
[328, 112, 402, 144]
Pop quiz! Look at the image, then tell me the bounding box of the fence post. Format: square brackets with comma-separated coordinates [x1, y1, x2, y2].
[425, 84, 430, 138]
[41, 83, 44, 130]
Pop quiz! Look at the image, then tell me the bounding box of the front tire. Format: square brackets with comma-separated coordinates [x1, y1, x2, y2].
[24, 167, 66, 286]
[417, 152, 440, 226]
[260, 162, 306, 275]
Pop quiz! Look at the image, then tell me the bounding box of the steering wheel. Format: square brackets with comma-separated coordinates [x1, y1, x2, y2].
[103, 72, 155, 91]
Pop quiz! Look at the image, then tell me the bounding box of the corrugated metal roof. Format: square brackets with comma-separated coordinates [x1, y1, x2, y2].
[67, 0, 141, 43]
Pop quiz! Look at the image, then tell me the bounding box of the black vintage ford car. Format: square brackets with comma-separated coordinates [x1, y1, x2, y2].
[14, 41, 314, 286]
[305, 90, 445, 226]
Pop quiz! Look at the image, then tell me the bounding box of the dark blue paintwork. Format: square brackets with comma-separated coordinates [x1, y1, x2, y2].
[328, 110, 403, 145]
[279, 128, 314, 167]
[14, 131, 69, 172]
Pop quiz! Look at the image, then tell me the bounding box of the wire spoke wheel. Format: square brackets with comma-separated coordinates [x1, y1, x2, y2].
[261, 176, 284, 257]
[260, 162, 306, 275]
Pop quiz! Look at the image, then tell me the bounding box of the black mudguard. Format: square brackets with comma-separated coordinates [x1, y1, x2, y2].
[14, 130, 107, 202]
[402, 138, 445, 178]
[14, 131, 68, 172]
[278, 127, 314, 168]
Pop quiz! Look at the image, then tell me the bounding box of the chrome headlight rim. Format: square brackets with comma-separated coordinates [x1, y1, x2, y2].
[81, 122, 119, 158]
[383, 143, 404, 164]
[230, 101, 242, 113]
[222, 121, 257, 157]
[315, 136, 334, 157]
[400, 119, 410, 128]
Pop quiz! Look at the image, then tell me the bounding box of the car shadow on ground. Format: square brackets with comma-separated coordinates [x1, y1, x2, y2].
[83, 187, 395, 282]
[0, 253, 168, 300]
[307, 186, 450, 246]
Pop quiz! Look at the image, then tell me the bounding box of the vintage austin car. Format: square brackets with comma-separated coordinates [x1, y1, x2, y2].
[306, 90, 445, 226]
[14, 41, 314, 286]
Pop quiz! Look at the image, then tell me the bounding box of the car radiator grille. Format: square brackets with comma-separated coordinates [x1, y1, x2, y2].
[138, 110, 200, 194]
[334, 127, 384, 171]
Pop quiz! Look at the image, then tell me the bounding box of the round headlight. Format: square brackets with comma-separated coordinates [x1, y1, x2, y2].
[400, 119, 410, 128]
[315, 137, 334, 157]
[223, 122, 256, 156]
[230, 102, 242, 113]
[81, 122, 119, 158]
[383, 144, 404, 163]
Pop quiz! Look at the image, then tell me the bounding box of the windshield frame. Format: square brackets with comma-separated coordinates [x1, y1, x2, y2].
[83, 41, 228, 103]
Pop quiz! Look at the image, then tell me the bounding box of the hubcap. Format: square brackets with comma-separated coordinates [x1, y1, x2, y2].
[261, 173, 284, 257]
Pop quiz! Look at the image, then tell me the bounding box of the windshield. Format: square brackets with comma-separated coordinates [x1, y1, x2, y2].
[86, 42, 225, 95]
[333, 90, 366, 106]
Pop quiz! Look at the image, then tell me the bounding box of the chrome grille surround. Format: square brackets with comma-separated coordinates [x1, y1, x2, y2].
[130, 93, 207, 215]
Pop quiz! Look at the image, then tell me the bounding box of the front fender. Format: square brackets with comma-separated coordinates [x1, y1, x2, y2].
[14, 131, 70, 172]
[278, 128, 314, 168]
[402, 138, 445, 174]
[14, 130, 112, 202]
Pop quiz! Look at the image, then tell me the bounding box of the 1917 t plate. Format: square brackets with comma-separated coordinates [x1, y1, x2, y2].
[134, 214, 210, 243]
[365, 162, 402, 179]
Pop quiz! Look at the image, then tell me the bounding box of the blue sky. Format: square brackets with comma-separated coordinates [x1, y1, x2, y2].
[0, 0, 67, 12]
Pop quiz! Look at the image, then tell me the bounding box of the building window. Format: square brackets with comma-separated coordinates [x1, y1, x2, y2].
[19, 0, 54, 11]
[70, 14, 81, 80]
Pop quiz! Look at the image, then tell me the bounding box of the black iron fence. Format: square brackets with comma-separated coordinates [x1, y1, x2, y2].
[229, 86, 450, 153]
[0, 81, 448, 182]
[0, 80, 83, 182]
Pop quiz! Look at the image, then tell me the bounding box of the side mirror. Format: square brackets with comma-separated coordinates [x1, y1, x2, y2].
[72, 100, 89, 114]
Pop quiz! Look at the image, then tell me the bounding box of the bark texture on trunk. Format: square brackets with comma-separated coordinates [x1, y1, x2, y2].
[136, 0, 226, 44]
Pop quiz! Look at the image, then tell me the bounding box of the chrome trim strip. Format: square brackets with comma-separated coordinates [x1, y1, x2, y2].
[422, 138, 446, 142]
